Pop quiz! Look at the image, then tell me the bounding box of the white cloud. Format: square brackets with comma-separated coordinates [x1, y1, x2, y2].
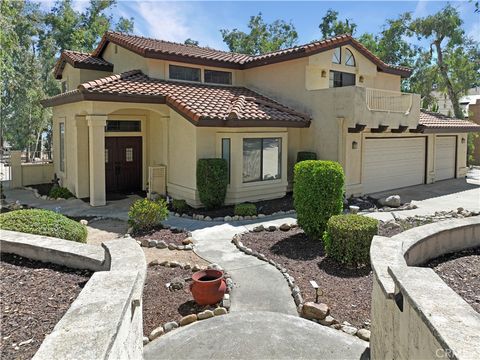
[413, 0, 429, 18]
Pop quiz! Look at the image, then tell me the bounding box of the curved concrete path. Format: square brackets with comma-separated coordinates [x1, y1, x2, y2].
[144, 311, 369, 360]
[190, 219, 298, 315]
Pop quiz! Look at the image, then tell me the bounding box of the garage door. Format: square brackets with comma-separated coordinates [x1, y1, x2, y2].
[363, 137, 426, 194]
[435, 136, 456, 181]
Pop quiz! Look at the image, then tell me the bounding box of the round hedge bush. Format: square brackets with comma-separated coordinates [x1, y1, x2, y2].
[128, 198, 169, 232]
[197, 158, 228, 209]
[322, 214, 378, 267]
[293, 160, 344, 239]
[0, 209, 87, 243]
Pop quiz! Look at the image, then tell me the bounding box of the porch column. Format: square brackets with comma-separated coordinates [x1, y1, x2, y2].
[74, 116, 90, 198]
[87, 115, 107, 206]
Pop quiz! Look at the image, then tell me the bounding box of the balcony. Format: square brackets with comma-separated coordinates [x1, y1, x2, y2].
[365, 88, 414, 114]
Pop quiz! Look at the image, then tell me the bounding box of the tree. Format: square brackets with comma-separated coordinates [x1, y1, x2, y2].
[220, 13, 298, 55]
[410, 4, 479, 119]
[319, 9, 357, 39]
[184, 38, 199, 46]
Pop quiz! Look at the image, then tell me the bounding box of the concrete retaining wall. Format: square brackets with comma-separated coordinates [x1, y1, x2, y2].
[370, 217, 480, 360]
[0, 231, 146, 359]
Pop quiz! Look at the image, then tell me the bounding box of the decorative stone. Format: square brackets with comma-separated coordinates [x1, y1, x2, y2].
[177, 245, 185, 250]
[279, 223, 291, 231]
[267, 225, 277, 232]
[80, 219, 88, 225]
[205, 216, 212, 221]
[356, 328, 371, 341]
[149, 259, 159, 266]
[163, 321, 179, 333]
[378, 195, 401, 208]
[226, 278, 234, 290]
[168, 243, 177, 250]
[222, 298, 231, 309]
[233, 215, 240, 221]
[224, 216, 232, 222]
[302, 302, 330, 320]
[253, 225, 265, 232]
[169, 276, 185, 291]
[149, 326, 165, 341]
[148, 240, 157, 247]
[156, 240, 167, 249]
[319, 315, 336, 326]
[143, 336, 149, 345]
[207, 263, 223, 271]
[213, 307, 228, 316]
[349, 206, 360, 214]
[183, 263, 191, 270]
[159, 260, 170, 266]
[197, 310, 214, 320]
[258, 214, 266, 218]
[341, 325, 358, 335]
[197, 215, 205, 221]
[184, 244, 193, 250]
[141, 239, 150, 247]
[179, 314, 197, 326]
[192, 264, 201, 271]
[169, 261, 181, 268]
[293, 293, 303, 306]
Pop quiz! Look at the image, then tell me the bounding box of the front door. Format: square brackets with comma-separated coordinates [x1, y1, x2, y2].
[105, 137, 142, 193]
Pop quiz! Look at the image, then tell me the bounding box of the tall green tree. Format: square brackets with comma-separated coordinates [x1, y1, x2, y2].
[220, 13, 298, 55]
[319, 9, 357, 39]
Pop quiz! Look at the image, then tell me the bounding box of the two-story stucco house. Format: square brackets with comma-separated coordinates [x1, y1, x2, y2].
[42, 32, 480, 207]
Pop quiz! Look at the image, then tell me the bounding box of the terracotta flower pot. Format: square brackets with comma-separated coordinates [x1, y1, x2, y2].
[190, 269, 226, 305]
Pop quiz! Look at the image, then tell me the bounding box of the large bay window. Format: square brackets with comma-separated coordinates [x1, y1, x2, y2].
[243, 138, 281, 183]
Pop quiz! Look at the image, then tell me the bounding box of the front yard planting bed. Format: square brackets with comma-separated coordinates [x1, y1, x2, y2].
[134, 227, 189, 247]
[423, 246, 480, 313]
[0, 254, 91, 360]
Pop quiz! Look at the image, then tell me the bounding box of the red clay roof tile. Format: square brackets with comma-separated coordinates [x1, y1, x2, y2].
[54, 50, 113, 79]
[419, 110, 480, 132]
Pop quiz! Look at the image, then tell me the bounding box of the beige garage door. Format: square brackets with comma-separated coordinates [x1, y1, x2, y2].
[435, 136, 456, 181]
[363, 137, 426, 194]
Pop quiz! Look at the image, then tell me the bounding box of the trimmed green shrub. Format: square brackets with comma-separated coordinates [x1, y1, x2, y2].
[0, 209, 87, 243]
[323, 214, 378, 266]
[49, 186, 74, 199]
[296, 151, 317, 163]
[197, 159, 228, 209]
[293, 160, 344, 239]
[234, 203, 257, 217]
[128, 198, 169, 231]
[172, 199, 188, 214]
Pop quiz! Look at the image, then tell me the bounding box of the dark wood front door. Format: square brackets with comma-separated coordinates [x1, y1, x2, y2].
[105, 137, 142, 193]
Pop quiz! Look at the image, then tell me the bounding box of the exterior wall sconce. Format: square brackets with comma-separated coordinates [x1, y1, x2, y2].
[321, 70, 327, 77]
[352, 141, 358, 149]
[359, 76, 364, 83]
[461, 138, 466, 144]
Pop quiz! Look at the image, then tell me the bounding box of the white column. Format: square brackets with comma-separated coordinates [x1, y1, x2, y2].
[87, 115, 107, 206]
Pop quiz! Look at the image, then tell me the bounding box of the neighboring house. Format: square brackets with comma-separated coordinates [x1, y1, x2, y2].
[42, 32, 480, 207]
[431, 88, 480, 118]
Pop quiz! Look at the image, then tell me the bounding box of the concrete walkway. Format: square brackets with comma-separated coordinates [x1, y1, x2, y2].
[144, 311, 369, 360]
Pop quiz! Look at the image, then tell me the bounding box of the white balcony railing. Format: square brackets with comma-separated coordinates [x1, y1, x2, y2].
[365, 88, 413, 114]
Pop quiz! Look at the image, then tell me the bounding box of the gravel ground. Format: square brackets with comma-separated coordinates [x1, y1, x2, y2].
[0, 254, 91, 360]
[423, 247, 480, 313]
[143, 265, 217, 335]
[135, 228, 188, 246]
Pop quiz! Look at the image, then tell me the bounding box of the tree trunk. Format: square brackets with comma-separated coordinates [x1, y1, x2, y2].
[434, 40, 463, 119]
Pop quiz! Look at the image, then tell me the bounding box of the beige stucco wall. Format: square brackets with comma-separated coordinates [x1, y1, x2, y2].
[61, 63, 112, 91]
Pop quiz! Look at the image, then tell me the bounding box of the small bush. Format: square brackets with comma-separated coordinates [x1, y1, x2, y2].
[128, 198, 169, 231]
[323, 214, 378, 266]
[197, 159, 228, 209]
[234, 203, 257, 216]
[49, 186, 74, 199]
[296, 151, 317, 163]
[172, 199, 188, 214]
[0, 209, 87, 243]
[293, 160, 344, 239]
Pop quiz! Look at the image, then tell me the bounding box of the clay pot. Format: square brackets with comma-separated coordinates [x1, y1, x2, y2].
[190, 269, 226, 305]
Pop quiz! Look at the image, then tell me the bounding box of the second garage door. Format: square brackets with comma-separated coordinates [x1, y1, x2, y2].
[435, 136, 456, 181]
[363, 137, 426, 194]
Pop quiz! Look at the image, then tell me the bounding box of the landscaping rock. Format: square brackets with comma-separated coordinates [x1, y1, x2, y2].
[207, 263, 223, 271]
[182, 238, 193, 245]
[267, 225, 277, 232]
[213, 307, 228, 316]
[378, 195, 401, 208]
[156, 240, 168, 249]
[149, 259, 159, 266]
[169, 261, 181, 268]
[357, 328, 371, 341]
[168, 243, 177, 250]
[177, 245, 185, 250]
[141, 239, 150, 247]
[148, 240, 157, 248]
[204, 216, 212, 221]
[301, 302, 330, 320]
[163, 321, 179, 333]
[253, 225, 265, 232]
[197, 310, 214, 320]
[179, 314, 198, 326]
[169, 276, 185, 291]
[349, 206, 360, 214]
[224, 216, 232, 222]
[143, 336, 149, 345]
[279, 223, 291, 231]
[149, 326, 165, 341]
[184, 244, 193, 250]
[192, 264, 201, 272]
[341, 325, 358, 336]
[319, 315, 336, 326]
[79, 219, 88, 225]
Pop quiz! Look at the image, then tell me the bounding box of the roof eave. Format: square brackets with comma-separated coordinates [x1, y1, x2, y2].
[420, 126, 480, 133]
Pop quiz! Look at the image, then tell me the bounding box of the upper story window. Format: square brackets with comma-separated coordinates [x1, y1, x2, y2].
[332, 47, 341, 64]
[169, 65, 201, 82]
[345, 49, 355, 66]
[329, 71, 356, 88]
[205, 69, 232, 85]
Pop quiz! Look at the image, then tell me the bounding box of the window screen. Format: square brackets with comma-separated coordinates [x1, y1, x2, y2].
[205, 70, 232, 85]
[169, 65, 201, 82]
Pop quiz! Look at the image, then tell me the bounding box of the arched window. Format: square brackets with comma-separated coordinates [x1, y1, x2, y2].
[345, 49, 355, 66]
[332, 47, 341, 64]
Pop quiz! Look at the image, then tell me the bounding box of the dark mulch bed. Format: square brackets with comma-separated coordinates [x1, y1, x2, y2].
[0, 254, 91, 360]
[241, 228, 372, 328]
[423, 247, 480, 313]
[134, 228, 188, 246]
[173, 193, 294, 217]
[143, 265, 217, 335]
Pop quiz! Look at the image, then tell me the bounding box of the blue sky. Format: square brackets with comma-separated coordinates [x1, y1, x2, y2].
[41, 1, 479, 50]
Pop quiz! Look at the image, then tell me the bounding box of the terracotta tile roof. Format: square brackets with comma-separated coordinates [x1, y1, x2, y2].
[92, 32, 411, 77]
[54, 50, 113, 79]
[418, 110, 480, 132]
[42, 70, 311, 128]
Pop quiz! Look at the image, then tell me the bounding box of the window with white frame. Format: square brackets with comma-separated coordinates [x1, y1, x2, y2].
[243, 138, 281, 183]
[332, 47, 341, 64]
[59, 122, 65, 172]
[345, 48, 355, 66]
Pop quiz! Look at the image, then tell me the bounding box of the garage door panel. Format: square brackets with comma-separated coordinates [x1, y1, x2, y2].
[435, 136, 456, 181]
[363, 137, 426, 194]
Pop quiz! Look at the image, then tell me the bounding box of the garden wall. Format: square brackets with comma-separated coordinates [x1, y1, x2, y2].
[370, 217, 480, 360]
[0, 231, 146, 359]
[10, 150, 54, 188]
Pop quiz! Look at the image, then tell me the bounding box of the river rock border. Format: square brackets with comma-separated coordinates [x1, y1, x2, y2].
[232, 226, 371, 342]
[172, 209, 296, 222]
[143, 262, 232, 345]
